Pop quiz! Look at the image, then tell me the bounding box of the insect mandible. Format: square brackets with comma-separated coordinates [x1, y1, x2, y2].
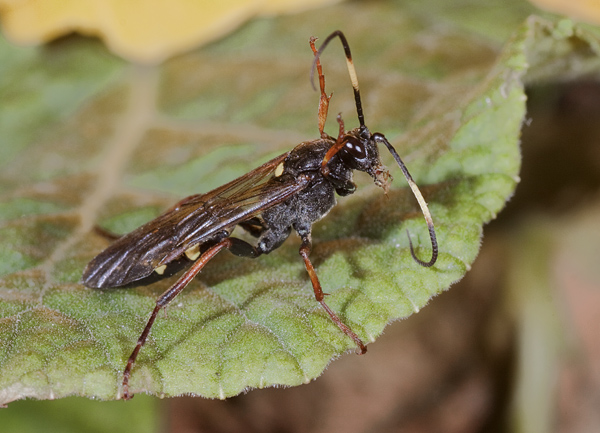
[82, 30, 438, 400]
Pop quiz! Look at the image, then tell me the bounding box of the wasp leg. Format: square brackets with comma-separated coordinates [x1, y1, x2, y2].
[320, 114, 348, 179]
[309, 36, 332, 139]
[298, 234, 367, 354]
[238, 217, 266, 238]
[122, 237, 236, 400]
[227, 237, 262, 258]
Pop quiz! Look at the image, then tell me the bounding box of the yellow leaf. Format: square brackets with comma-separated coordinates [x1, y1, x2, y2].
[0, 0, 342, 63]
[529, 0, 600, 25]
[262, 0, 342, 14]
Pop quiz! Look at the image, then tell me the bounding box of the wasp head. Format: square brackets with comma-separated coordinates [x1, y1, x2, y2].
[338, 127, 392, 193]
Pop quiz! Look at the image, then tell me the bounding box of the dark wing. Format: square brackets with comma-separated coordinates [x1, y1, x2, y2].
[82, 152, 307, 288]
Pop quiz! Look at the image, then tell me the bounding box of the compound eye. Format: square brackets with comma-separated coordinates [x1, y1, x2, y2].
[343, 136, 367, 160]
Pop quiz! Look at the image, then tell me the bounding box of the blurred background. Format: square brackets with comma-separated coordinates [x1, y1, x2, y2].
[1, 0, 599, 432]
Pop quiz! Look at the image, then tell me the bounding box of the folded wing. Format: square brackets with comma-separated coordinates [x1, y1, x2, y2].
[82, 152, 307, 288]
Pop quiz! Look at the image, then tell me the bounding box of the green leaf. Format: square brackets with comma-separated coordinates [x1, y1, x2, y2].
[1, 2, 600, 403]
[0, 395, 160, 433]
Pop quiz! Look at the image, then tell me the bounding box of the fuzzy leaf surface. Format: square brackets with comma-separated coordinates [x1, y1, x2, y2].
[1, 1, 599, 402]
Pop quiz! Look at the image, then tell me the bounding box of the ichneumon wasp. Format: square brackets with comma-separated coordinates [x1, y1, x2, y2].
[82, 31, 438, 399]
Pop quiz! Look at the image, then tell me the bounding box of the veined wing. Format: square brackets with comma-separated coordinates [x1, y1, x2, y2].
[82, 152, 308, 288]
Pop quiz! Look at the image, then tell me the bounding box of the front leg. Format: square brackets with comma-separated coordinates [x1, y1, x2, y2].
[330, 175, 356, 197]
[298, 233, 366, 354]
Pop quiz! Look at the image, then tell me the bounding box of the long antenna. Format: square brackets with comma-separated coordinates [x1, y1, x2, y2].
[311, 30, 365, 129]
[311, 32, 438, 268]
[374, 133, 438, 267]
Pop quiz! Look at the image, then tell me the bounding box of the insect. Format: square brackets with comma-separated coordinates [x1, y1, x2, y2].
[82, 31, 438, 400]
